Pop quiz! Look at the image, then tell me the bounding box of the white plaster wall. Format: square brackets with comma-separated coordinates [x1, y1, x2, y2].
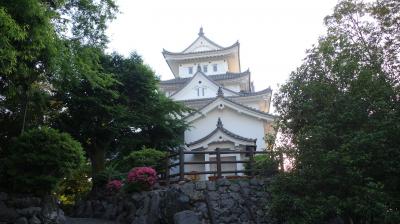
[184, 36, 220, 53]
[178, 60, 228, 77]
[184, 154, 205, 174]
[223, 84, 241, 92]
[185, 107, 267, 150]
[171, 73, 237, 101]
[241, 101, 259, 110]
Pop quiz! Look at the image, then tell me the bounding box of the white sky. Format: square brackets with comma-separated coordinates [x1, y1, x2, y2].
[106, 0, 339, 92]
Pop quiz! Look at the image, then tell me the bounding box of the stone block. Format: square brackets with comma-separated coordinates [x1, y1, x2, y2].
[15, 217, 28, 224]
[28, 215, 41, 224]
[173, 210, 201, 224]
[206, 182, 216, 191]
[195, 181, 206, 191]
[216, 178, 231, 187]
[0, 201, 17, 223]
[16, 207, 42, 217]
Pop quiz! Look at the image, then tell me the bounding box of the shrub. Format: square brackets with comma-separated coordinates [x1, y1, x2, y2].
[246, 154, 279, 177]
[107, 180, 123, 192]
[1, 127, 84, 195]
[124, 167, 157, 192]
[121, 147, 167, 172]
[93, 162, 124, 188]
[55, 164, 92, 206]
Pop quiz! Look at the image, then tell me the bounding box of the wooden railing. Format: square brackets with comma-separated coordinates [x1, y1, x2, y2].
[160, 147, 269, 184]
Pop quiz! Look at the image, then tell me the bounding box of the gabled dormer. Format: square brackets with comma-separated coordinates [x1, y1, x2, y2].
[170, 66, 239, 101]
[163, 28, 241, 78]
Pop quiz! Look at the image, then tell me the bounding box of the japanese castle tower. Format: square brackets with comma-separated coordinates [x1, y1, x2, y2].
[160, 28, 275, 180]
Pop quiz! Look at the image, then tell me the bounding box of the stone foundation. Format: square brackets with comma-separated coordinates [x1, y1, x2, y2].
[73, 178, 273, 224]
[0, 193, 66, 224]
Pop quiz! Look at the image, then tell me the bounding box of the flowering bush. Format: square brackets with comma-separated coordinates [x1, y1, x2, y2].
[107, 180, 123, 192]
[125, 167, 157, 192]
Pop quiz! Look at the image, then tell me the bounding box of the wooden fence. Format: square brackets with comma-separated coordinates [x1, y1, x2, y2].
[160, 147, 269, 184]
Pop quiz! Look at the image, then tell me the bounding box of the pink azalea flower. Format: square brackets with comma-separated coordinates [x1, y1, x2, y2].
[107, 179, 123, 191]
[127, 167, 157, 187]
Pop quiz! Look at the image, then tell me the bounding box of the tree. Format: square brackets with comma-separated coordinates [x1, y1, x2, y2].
[0, 0, 118, 151]
[53, 52, 189, 181]
[1, 127, 84, 195]
[271, 0, 400, 223]
[103, 53, 188, 158]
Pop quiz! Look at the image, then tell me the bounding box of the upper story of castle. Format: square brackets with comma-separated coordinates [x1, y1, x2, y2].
[162, 27, 241, 78]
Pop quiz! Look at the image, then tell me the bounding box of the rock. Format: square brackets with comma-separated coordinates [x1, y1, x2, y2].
[218, 186, 227, 192]
[177, 195, 190, 208]
[147, 192, 160, 223]
[131, 216, 146, 224]
[207, 192, 220, 201]
[103, 204, 117, 220]
[229, 184, 240, 192]
[180, 182, 194, 196]
[238, 180, 249, 188]
[82, 201, 93, 217]
[220, 199, 235, 209]
[195, 181, 206, 191]
[16, 207, 42, 217]
[229, 192, 241, 201]
[216, 178, 231, 187]
[173, 210, 201, 224]
[0, 201, 18, 223]
[131, 193, 143, 202]
[206, 182, 216, 191]
[11, 198, 41, 209]
[29, 215, 41, 224]
[249, 178, 260, 186]
[15, 217, 28, 224]
[0, 192, 7, 201]
[193, 202, 207, 216]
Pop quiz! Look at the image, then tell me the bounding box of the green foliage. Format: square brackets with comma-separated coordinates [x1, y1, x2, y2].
[123, 181, 147, 193]
[1, 127, 84, 195]
[246, 154, 279, 177]
[271, 0, 400, 223]
[121, 147, 167, 172]
[0, 0, 118, 183]
[55, 164, 92, 211]
[104, 53, 190, 158]
[93, 162, 125, 188]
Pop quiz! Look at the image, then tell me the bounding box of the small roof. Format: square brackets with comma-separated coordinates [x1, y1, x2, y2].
[160, 70, 250, 86]
[184, 94, 276, 123]
[169, 69, 240, 100]
[186, 118, 256, 147]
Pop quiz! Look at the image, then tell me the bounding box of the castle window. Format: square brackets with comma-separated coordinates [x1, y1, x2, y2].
[203, 65, 208, 73]
[197, 87, 205, 96]
[213, 64, 218, 72]
[188, 67, 193, 74]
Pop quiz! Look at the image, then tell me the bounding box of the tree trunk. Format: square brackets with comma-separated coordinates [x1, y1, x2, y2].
[90, 146, 106, 178]
[21, 95, 29, 134]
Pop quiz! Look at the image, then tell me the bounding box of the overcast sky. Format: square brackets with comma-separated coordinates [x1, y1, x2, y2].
[106, 0, 339, 92]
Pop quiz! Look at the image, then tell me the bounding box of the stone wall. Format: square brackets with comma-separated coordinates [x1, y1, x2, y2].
[0, 193, 66, 224]
[73, 178, 273, 224]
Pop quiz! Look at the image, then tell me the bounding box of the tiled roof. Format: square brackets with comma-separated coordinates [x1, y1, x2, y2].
[186, 118, 256, 147]
[160, 70, 250, 85]
[182, 92, 276, 119]
[163, 42, 239, 56]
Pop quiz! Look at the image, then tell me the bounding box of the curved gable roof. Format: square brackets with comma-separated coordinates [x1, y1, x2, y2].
[169, 69, 240, 100]
[186, 118, 256, 147]
[185, 95, 276, 122]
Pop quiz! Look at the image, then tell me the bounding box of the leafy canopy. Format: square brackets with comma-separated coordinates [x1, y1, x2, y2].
[270, 0, 400, 223]
[1, 127, 84, 195]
